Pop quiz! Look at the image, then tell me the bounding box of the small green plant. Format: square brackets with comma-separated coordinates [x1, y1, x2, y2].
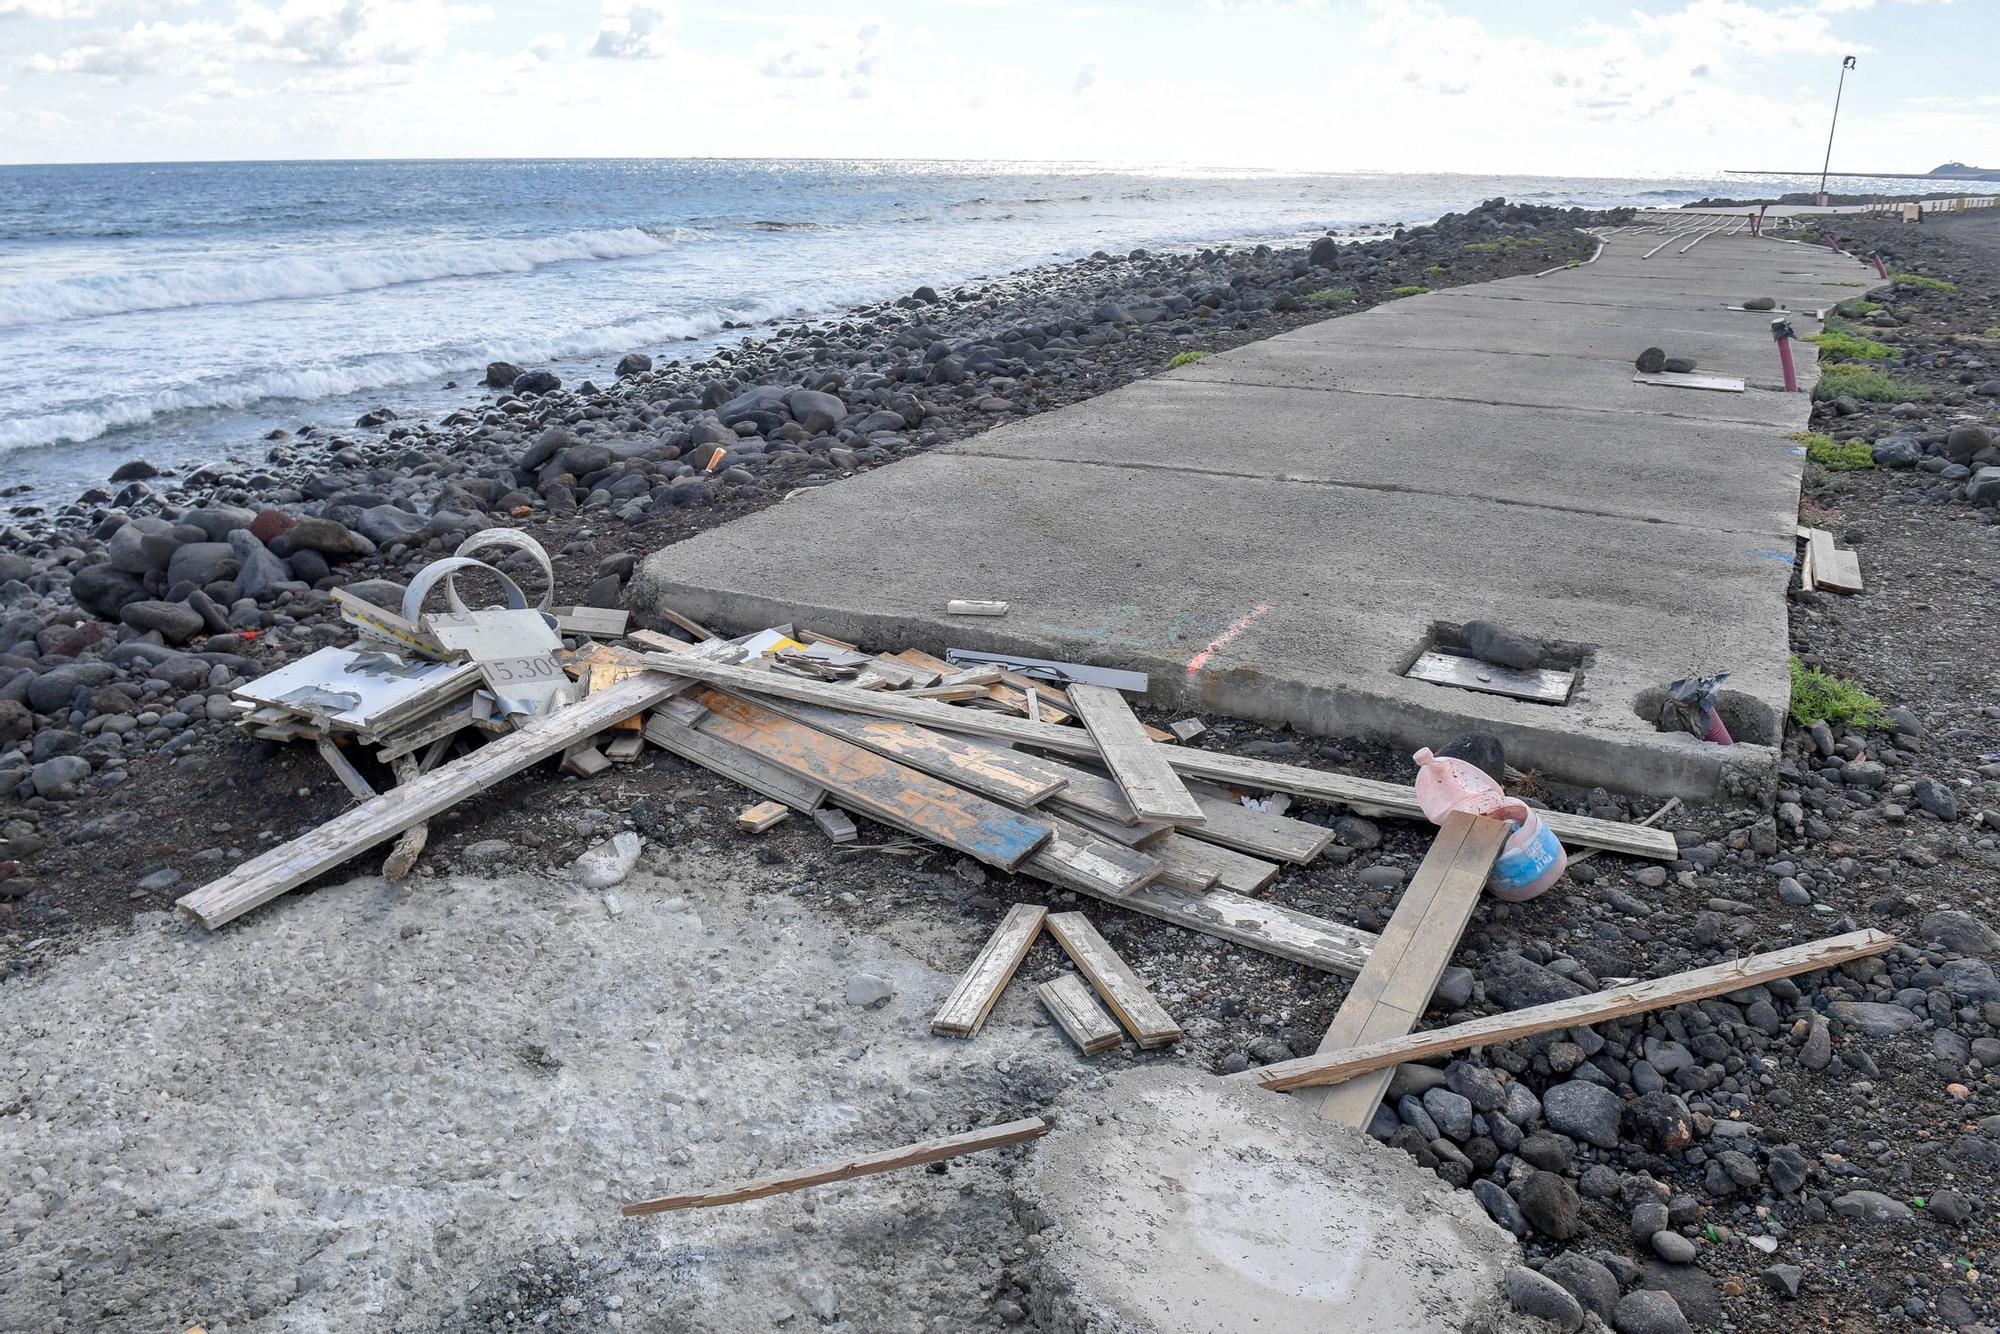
[1804, 327, 1897, 361]
[1424, 264, 1445, 275]
[1462, 236, 1540, 255]
[1891, 272, 1956, 292]
[1390, 285, 1429, 298]
[1166, 350, 1209, 369]
[1832, 298, 1882, 318]
[1794, 430, 1875, 470]
[1812, 364, 1929, 403]
[1304, 287, 1356, 305]
[1789, 656, 1889, 730]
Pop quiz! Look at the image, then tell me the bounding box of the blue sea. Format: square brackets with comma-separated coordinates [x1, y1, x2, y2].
[1, 158, 1982, 498]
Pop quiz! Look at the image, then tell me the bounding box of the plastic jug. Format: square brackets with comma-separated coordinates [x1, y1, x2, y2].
[1412, 748, 1568, 901]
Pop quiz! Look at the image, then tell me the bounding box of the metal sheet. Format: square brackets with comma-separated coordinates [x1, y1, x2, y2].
[425, 608, 562, 660]
[1405, 650, 1575, 705]
[233, 646, 480, 732]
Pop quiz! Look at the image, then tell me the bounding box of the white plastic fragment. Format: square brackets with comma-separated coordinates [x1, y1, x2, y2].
[572, 831, 643, 889]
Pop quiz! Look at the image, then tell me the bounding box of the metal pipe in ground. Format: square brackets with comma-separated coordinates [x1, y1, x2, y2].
[1772, 317, 1799, 393]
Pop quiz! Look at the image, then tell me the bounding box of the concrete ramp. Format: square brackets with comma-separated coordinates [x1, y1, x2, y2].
[1014, 1067, 1538, 1334]
[634, 231, 1874, 798]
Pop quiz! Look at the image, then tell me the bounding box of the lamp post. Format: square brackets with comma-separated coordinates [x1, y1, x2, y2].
[1818, 55, 1857, 207]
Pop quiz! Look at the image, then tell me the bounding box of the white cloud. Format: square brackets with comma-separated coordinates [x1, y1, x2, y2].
[589, 1, 677, 59]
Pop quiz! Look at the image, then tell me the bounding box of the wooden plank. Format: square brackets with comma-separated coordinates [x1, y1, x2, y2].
[1239, 929, 1896, 1093]
[1293, 812, 1508, 1126]
[1021, 816, 1163, 899]
[620, 1117, 1049, 1216]
[1406, 650, 1575, 705]
[1155, 833, 1280, 895]
[643, 710, 827, 812]
[1067, 683, 1204, 825]
[811, 807, 858, 843]
[555, 606, 630, 638]
[765, 700, 1067, 807]
[1092, 878, 1372, 975]
[1038, 974, 1123, 1055]
[561, 744, 611, 779]
[1632, 370, 1746, 392]
[947, 599, 1010, 616]
[177, 673, 682, 929]
[1805, 527, 1862, 593]
[1153, 859, 1220, 894]
[889, 649, 1070, 723]
[650, 603, 716, 642]
[315, 736, 376, 801]
[1044, 911, 1183, 1049]
[1188, 797, 1333, 864]
[931, 903, 1047, 1038]
[737, 800, 791, 833]
[1039, 763, 1146, 825]
[634, 655, 1680, 860]
[693, 691, 1052, 872]
[1056, 806, 1173, 849]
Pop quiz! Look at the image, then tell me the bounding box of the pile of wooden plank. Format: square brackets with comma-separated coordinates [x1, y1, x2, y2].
[178, 614, 1682, 936]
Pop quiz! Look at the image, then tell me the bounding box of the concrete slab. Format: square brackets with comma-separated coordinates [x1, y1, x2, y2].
[952, 378, 1803, 535]
[1016, 1067, 1538, 1334]
[1172, 338, 1806, 426]
[635, 227, 1832, 800]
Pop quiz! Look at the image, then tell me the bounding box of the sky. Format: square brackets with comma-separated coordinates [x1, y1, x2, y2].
[0, 0, 1992, 177]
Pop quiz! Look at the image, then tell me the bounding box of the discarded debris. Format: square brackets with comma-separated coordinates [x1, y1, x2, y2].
[572, 831, 642, 888]
[946, 599, 1010, 617]
[931, 903, 1046, 1039]
[620, 1117, 1049, 1216]
[736, 800, 791, 833]
[1657, 672, 1733, 744]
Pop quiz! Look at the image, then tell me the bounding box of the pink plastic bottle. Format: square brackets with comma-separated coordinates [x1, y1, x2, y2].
[1412, 748, 1568, 901]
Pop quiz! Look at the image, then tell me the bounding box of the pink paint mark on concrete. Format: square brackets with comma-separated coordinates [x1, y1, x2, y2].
[1185, 603, 1273, 677]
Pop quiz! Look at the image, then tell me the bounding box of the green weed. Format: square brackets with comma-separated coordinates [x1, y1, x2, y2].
[1794, 430, 1875, 470]
[1891, 272, 1956, 291]
[1390, 285, 1429, 298]
[1166, 350, 1209, 369]
[1831, 298, 1882, 318]
[1305, 287, 1357, 305]
[1804, 327, 1897, 361]
[1812, 365, 1929, 402]
[1789, 656, 1889, 730]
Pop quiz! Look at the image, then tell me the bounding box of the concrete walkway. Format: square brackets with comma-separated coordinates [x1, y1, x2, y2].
[634, 232, 1875, 798]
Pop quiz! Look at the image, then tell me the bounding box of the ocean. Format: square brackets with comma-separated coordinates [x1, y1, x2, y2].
[0, 157, 1980, 499]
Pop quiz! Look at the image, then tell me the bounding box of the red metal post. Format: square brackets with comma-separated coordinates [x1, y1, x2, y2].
[1872, 254, 1887, 278]
[1822, 232, 1840, 252]
[1773, 318, 1799, 393]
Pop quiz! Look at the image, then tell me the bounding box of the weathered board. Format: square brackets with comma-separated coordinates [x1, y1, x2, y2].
[1020, 817, 1164, 898]
[643, 710, 828, 813]
[620, 1117, 1049, 1215]
[1044, 911, 1183, 1049]
[931, 903, 1047, 1038]
[1631, 370, 1746, 392]
[768, 701, 1066, 807]
[1239, 929, 1895, 1093]
[1066, 683, 1205, 825]
[1153, 833, 1280, 895]
[693, 691, 1052, 871]
[634, 656, 1679, 860]
[1405, 650, 1575, 706]
[1188, 796, 1333, 864]
[1292, 812, 1508, 1127]
[1038, 974, 1124, 1055]
[179, 673, 682, 929]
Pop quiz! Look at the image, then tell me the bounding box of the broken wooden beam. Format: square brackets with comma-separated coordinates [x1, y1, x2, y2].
[1153, 833, 1280, 895]
[1292, 811, 1508, 1127]
[178, 672, 683, 929]
[643, 706, 827, 813]
[620, 1117, 1049, 1216]
[1067, 683, 1205, 825]
[634, 656, 1678, 859]
[931, 903, 1047, 1039]
[1236, 928, 1895, 1093]
[1187, 796, 1333, 864]
[1045, 911, 1182, 1049]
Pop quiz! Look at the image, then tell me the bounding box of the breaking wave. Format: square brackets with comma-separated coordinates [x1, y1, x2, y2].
[0, 298, 814, 456]
[0, 226, 693, 329]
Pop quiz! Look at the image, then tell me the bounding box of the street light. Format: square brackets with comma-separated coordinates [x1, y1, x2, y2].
[1818, 55, 1857, 207]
